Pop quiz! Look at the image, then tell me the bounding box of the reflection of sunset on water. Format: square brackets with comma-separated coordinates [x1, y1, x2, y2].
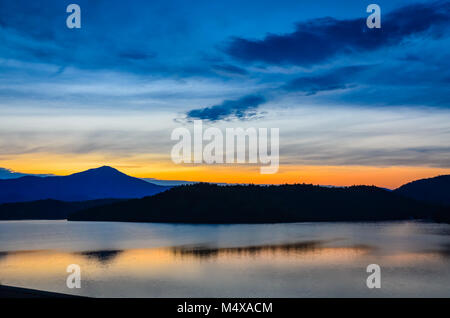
[1, 221, 449, 297]
[0, 242, 375, 278]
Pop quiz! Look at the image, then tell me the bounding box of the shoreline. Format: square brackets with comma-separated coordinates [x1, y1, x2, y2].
[0, 284, 83, 298]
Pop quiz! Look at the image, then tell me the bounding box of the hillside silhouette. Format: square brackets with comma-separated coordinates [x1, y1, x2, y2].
[394, 175, 450, 223]
[395, 175, 450, 206]
[0, 166, 169, 204]
[0, 198, 125, 220]
[68, 183, 448, 223]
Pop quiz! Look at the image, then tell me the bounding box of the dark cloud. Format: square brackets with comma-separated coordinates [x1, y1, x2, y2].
[283, 65, 371, 95]
[186, 95, 266, 121]
[225, 1, 450, 66]
[211, 64, 248, 76]
[119, 51, 157, 60]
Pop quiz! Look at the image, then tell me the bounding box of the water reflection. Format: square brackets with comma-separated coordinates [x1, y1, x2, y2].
[0, 240, 373, 266]
[425, 243, 450, 258]
[0, 251, 8, 262]
[0, 221, 449, 297]
[170, 240, 374, 259]
[78, 250, 123, 264]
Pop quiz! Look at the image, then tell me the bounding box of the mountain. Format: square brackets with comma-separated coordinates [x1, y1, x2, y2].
[0, 166, 170, 204]
[394, 175, 450, 207]
[68, 183, 448, 223]
[0, 199, 125, 220]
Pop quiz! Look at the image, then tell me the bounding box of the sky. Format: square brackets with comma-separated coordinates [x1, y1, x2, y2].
[0, 0, 449, 188]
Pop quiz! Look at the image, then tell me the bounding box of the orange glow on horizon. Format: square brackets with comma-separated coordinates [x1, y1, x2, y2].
[1, 152, 450, 189]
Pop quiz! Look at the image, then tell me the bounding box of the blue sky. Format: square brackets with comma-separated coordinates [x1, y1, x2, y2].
[0, 0, 449, 185]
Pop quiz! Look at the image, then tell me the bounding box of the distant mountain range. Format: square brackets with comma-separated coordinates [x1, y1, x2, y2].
[141, 178, 196, 186]
[0, 166, 169, 204]
[68, 183, 449, 224]
[0, 167, 54, 179]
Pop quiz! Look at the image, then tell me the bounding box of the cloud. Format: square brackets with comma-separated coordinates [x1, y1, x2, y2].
[283, 65, 371, 95]
[281, 145, 450, 168]
[186, 94, 266, 121]
[211, 64, 248, 76]
[225, 1, 450, 66]
[119, 51, 157, 61]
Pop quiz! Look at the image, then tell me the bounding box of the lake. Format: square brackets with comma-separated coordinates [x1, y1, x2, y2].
[0, 220, 449, 297]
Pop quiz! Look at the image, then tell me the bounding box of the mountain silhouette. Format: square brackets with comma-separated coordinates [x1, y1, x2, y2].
[0, 166, 169, 204]
[394, 175, 450, 207]
[68, 183, 449, 223]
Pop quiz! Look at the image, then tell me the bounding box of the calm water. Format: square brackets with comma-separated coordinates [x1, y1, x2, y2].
[0, 220, 449, 297]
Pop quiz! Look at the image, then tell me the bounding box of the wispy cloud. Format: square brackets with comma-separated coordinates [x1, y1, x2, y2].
[283, 65, 371, 95]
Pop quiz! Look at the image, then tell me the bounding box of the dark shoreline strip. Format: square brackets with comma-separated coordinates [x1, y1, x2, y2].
[0, 285, 84, 298]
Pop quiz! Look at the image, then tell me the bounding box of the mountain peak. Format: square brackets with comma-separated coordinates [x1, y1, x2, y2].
[70, 166, 126, 178]
[94, 166, 120, 172]
[0, 165, 169, 204]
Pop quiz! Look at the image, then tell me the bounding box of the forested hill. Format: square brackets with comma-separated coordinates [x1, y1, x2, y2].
[68, 183, 448, 223]
[395, 175, 450, 207]
[0, 198, 125, 220]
